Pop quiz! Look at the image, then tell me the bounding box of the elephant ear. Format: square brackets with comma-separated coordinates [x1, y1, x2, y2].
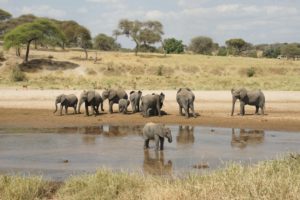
[109, 90, 117, 100]
[61, 95, 67, 104]
[231, 88, 235, 94]
[160, 93, 165, 101]
[157, 125, 165, 137]
[138, 90, 142, 94]
[240, 88, 247, 99]
[177, 88, 182, 94]
[130, 91, 135, 95]
[186, 88, 191, 91]
[87, 91, 95, 102]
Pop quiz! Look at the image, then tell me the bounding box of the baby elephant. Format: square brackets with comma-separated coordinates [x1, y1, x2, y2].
[143, 122, 172, 151]
[118, 99, 130, 114]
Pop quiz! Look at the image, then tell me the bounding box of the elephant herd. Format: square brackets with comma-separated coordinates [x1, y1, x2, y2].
[54, 87, 266, 117]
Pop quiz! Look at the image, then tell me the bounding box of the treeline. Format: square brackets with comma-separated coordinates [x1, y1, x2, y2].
[1, 8, 300, 61]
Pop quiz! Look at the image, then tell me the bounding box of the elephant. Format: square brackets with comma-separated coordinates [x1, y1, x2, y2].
[78, 90, 104, 116]
[129, 90, 142, 113]
[102, 89, 128, 113]
[176, 125, 195, 144]
[231, 88, 265, 116]
[54, 94, 78, 115]
[141, 93, 165, 117]
[231, 128, 265, 149]
[176, 88, 196, 118]
[118, 99, 130, 114]
[143, 122, 172, 151]
[143, 150, 172, 176]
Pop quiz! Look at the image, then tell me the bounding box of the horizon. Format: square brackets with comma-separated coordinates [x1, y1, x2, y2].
[0, 0, 299, 48]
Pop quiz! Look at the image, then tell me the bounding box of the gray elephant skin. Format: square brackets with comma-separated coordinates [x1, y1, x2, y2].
[176, 88, 196, 118]
[78, 90, 104, 116]
[143, 122, 172, 151]
[141, 93, 165, 117]
[54, 94, 78, 115]
[130, 90, 142, 113]
[231, 88, 265, 116]
[102, 89, 128, 113]
[118, 99, 130, 114]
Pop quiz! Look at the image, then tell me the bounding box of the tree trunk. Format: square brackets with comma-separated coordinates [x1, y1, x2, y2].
[134, 40, 139, 56]
[16, 48, 21, 57]
[25, 41, 32, 63]
[34, 40, 37, 49]
[161, 40, 166, 57]
[84, 48, 88, 60]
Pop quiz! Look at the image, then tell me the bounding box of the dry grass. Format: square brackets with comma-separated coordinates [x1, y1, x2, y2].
[0, 48, 300, 90]
[0, 155, 299, 199]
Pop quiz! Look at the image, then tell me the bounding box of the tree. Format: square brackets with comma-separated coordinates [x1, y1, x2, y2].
[0, 14, 37, 36]
[114, 19, 164, 55]
[76, 26, 92, 59]
[0, 8, 12, 21]
[163, 38, 184, 54]
[225, 38, 248, 55]
[189, 36, 213, 54]
[281, 44, 300, 59]
[263, 46, 281, 58]
[94, 33, 120, 51]
[4, 19, 65, 62]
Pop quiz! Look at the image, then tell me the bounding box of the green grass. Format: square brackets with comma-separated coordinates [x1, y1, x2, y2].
[0, 154, 300, 199]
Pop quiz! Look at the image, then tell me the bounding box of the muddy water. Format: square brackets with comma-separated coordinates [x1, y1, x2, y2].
[0, 125, 299, 180]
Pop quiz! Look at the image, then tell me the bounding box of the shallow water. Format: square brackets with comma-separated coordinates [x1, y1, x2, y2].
[0, 125, 299, 180]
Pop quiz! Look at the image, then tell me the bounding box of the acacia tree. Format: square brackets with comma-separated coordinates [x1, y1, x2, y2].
[94, 33, 120, 51]
[225, 38, 248, 55]
[4, 19, 65, 62]
[163, 38, 184, 54]
[76, 26, 92, 59]
[0, 8, 12, 21]
[189, 36, 213, 54]
[114, 19, 164, 55]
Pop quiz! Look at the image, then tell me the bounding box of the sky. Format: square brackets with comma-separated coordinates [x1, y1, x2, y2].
[0, 0, 299, 48]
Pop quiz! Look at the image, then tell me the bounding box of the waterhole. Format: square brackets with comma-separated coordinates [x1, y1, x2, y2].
[0, 125, 299, 180]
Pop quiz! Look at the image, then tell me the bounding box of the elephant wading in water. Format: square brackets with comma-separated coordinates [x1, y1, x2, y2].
[130, 90, 142, 113]
[78, 90, 104, 116]
[231, 88, 265, 116]
[118, 99, 130, 114]
[143, 122, 172, 151]
[176, 88, 196, 118]
[141, 93, 165, 117]
[54, 94, 78, 115]
[102, 89, 128, 113]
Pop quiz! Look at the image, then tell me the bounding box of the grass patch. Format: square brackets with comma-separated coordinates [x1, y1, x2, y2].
[0, 155, 299, 199]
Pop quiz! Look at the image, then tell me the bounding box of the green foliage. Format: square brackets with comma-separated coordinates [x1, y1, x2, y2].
[94, 33, 120, 51]
[246, 67, 255, 77]
[10, 66, 27, 82]
[226, 38, 248, 55]
[139, 44, 157, 52]
[189, 36, 213, 55]
[4, 19, 65, 62]
[163, 38, 184, 54]
[0, 14, 37, 36]
[0, 8, 12, 21]
[217, 46, 228, 56]
[243, 50, 257, 58]
[114, 19, 164, 55]
[263, 46, 281, 58]
[281, 44, 300, 59]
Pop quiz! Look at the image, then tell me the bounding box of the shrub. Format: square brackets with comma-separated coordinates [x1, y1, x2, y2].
[11, 66, 27, 82]
[157, 65, 163, 76]
[247, 67, 255, 77]
[217, 47, 227, 56]
[189, 36, 213, 55]
[163, 38, 184, 54]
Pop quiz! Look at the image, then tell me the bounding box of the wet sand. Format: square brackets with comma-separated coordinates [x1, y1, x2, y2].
[0, 89, 300, 131]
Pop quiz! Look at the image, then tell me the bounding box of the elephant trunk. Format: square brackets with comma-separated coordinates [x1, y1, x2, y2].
[78, 99, 83, 114]
[54, 99, 59, 113]
[168, 136, 172, 143]
[231, 97, 236, 116]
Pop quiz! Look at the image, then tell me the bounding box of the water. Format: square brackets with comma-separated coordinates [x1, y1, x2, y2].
[0, 125, 299, 181]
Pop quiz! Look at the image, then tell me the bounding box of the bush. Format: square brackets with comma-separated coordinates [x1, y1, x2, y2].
[11, 66, 27, 82]
[157, 65, 163, 76]
[163, 38, 184, 54]
[247, 67, 255, 77]
[189, 36, 213, 55]
[263, 47, 281, 58]
[217, 47, 227, 56]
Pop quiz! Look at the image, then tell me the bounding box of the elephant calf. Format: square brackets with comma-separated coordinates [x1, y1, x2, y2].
[141, 93, 165, 117]
[118, 99, 130, 114]
[54, 94, 78, 116]
[143, 122, 172, 151]
[176, 88, 196, 118]
[102, 89, 128, 114]
[130, 90, 142, 113]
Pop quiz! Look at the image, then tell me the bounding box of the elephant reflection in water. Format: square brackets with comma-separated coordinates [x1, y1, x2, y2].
[81, 126, 104, 145]
[143, 150, 173, 176]
[103, 125, 143, 137]
[176, 125, 195, 144]
[231, 128, 265, 149]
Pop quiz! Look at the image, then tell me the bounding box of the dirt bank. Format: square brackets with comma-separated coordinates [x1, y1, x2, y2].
[0, 89, 300, 131]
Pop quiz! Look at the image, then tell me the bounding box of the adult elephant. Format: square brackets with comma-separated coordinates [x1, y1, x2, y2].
[143, 122, 172, 151]
[231, 88, 265, 116]
[176, 88, 196, 118]
[130, 90, 142, 113]
[141, 93, 165, 117]
[78, 90, 104, 116]
[102, 89, 128, 113]
[54, 94, 78, 115]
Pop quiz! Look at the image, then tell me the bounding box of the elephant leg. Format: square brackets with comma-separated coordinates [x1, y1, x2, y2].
[179, 105, 184, 116]
[65, 106, 68, 115]
[160, 137, 165, 150]
[100, 103, 104, 112]
[157, 104, 161, 117]
[60, 105, 63, 116]
[255, 106, 259, 115]
[131, 102, 135, 113]
[154, 135, 160, 151]
[190, 103, 196, 118]
[73, 105, 77, 114]
[260, 105, 265, 115]
[144, 139, 150, 149]
[109, 101, 114, 114]
[240, 102, 245, 116]
[85, 104, 89, 116]
[183, 105, 189, 118]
